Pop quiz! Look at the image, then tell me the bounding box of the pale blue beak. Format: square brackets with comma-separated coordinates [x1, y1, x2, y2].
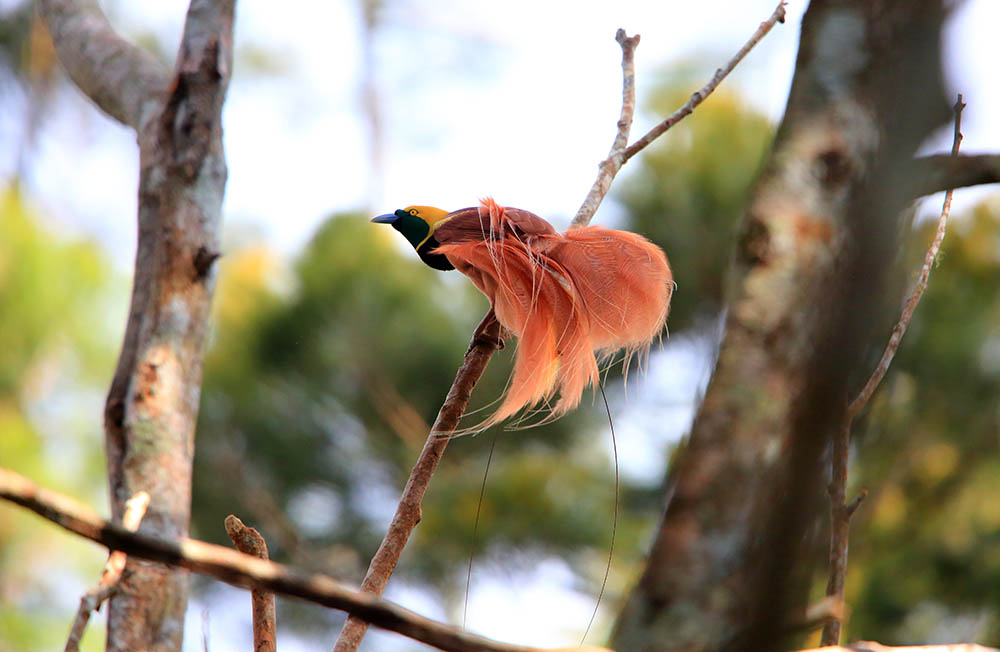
[371, 213, 398, 224]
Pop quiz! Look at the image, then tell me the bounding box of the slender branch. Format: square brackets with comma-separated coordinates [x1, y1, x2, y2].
[848, 94, 964, 419]
[802, 645, 999, 652]
[333, 312, 503, 651]
[36, 0, 167, 129]
[570, 1, 786, 229]
[570, 29, 640, 229]
[0, 468, 613, 652]
[64, 490, 150, 652]
[225, 516, 276, 652]
[621, 0, 787, 164]
[820, 94, 966, 648]
[908, 154, 1000, 199]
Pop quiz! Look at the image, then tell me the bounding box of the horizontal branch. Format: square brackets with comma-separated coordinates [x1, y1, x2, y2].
[802, 644, 999, 652]
[908, 153, 1000, 198]
[64, 490, 150, 652]
[0, 468, 609, 652]
[37, 0, 168, 129]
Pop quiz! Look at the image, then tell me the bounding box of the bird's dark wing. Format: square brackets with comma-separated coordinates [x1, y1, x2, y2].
[433, 205, 557, 245]
[504, 208, 559, 238]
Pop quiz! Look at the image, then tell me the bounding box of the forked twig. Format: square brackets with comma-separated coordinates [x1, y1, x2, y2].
[571, 1, 787, 228]
[622, 1, 787, 164]
[819, 94, 966, 647]
[64, 490, 150, 652]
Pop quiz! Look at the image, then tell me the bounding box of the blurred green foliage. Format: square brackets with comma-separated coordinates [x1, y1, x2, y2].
[846, 198, 1000, 644]
[0, 187, 119, 652]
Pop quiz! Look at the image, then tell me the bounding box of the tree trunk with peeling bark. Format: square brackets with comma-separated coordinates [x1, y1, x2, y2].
[611, 2, 950, 651]
[36, 1, 234, 650]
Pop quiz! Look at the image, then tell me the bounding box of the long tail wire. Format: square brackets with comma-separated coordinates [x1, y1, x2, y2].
[463, 431, 498, 629]
[581, 379, 618, 645]
[461, 381, 618, 646]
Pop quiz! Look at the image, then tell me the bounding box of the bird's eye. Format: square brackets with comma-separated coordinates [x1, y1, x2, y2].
[409, 209, 418, 216]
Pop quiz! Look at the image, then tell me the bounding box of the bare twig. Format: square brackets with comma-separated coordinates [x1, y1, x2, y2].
[802, 645, 999, 652]
[570, 29, 640, 229]
[621, 1, 787, 164]
[64, 490, 150, 652]
[820, 94, 966, 647]
[333, 312, 502, 651]
[570, 1, 786, 228]
[36, 0, 167, 129]
[848, 94, 965, 419]
[0, 467, 614, 652]
[225, 515, 276, 652]
[784, 596, 846, 635]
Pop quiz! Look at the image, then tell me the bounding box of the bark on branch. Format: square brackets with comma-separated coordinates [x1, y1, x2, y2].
[64, 491, 150, 652]
[908, 154, 1000, 199]
[611, 2, 951, 651]
[39, 0, 235, 649]
[225, 515, 277, 652]
[0, 468, 611, 652]
[333, 313, 503, 651]
[37, 0, 168, 129]
[803, 645, 998, 652]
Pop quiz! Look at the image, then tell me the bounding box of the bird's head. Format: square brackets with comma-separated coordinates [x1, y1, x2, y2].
[371, 205, 450, 250]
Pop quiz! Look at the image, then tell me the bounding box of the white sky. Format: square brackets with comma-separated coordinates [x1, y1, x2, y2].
[12, 0, 999, 264]
[5, 1, 1000, 650]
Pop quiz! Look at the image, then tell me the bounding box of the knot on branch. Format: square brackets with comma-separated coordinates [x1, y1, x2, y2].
[193, 246, 221, 280]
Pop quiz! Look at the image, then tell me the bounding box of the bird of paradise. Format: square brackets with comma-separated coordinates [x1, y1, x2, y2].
[372, 198, 672, 431]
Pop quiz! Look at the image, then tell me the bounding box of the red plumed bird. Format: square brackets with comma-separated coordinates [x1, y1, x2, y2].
[372, 198, 672, 429]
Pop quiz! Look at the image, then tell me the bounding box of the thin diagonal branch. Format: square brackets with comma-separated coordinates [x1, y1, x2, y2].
[570, 1, 786, 229]
[36, 0, 167, 129]
[333, 312, 502, 651]
[622, 0, 787, 164]
[0, 468, 615, 652]
[225, 515, 276, 652]
[64, 490, 150, 652]
[849, 93, 964, 419]
[570, 29, 640, 229]
[820, 94, 966, 648]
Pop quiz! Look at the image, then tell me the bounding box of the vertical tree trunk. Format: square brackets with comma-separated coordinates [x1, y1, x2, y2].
[37, 1, 235, 650]
[611, 2, 949, 651]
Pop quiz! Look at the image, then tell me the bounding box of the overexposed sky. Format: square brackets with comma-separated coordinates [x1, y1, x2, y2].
[12, 0, 999, 265]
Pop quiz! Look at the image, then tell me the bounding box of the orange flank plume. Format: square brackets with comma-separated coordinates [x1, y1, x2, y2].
[430, 198, 673, 430]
